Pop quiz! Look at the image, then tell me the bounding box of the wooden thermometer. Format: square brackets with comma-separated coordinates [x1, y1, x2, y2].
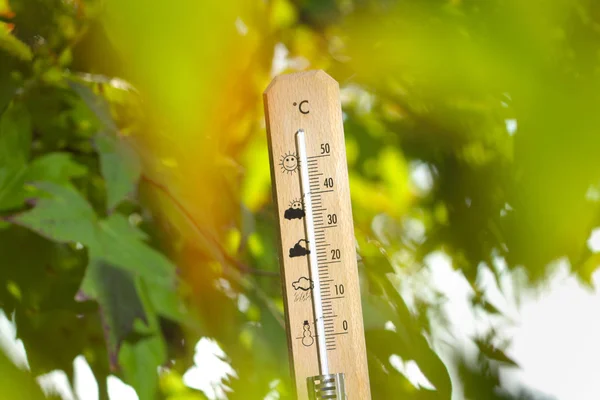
[264, 70, 371, 399]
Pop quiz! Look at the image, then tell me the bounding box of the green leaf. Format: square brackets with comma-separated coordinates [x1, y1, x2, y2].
[0, 350, 46, 400]
[80, 261, 148, 361]
[119, 334, 166, 400]
[93, 214, 175, 286]
[16, 308, 95, 377]
[82, 229, 181, 399]
[69, 79, 141, 210]
[92, 216, 185, 321]
[13, 185, 178, 290]
[81, 260, 166, 400]
[10, 164, 182, 400]
[0, 166, 26, 211]
[25, 152, 87, 185]
[0, 29, 32, 61]
[0, 54, 20, 114]
[122, 278, 167, 400]
[142, 278, 187, 323]
[474, 338, 519, 367]
[0, 153, 86, 212]
[0, 101, 32, 211]
[68, 80, 118, 132]
[0, 101, 31, 169]
[10, 182, 98, 245]
[0, 225, 87, 314]
[95, 133, 141, 211]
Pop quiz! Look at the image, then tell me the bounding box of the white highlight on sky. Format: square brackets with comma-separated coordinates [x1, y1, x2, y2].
[107, 376, 139, 400]
[0, 311, 28, 369]
[586, 184, 600, 202]
[237, 293, 251, 313]
[410, 161, 434, 194]
[420, 252, 600, 400]
[506, 119, 518, 136]
[38, 358, 138, 400]
[424, 252, 477, 336]
[340, 85, 375, 114]
[73, 355, 98, 400]
[587, 227, 600, 252]
[389, 354, 436, 390]
[183, 338, 236, 400]
[264, 379, 283, 400]
[234, 17, 248, 36]
[38, 370, 76, 400]
[504, 264, 600, 400]
[270, 43, 309, 77]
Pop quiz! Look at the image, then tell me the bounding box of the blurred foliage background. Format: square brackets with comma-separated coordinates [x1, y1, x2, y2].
[1, 0, 600, 399]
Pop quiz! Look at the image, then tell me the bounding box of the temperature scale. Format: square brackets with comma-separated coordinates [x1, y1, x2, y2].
[264, 70, 371, 399]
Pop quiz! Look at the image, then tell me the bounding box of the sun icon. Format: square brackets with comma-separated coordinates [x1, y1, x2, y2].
[280, 152, 298, 174]
[289, 198, 303, 210]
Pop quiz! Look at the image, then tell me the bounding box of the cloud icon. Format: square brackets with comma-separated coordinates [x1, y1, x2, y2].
[289, 239, 310, 258]
[292, 277, 314, 291]
[285, 207, 305, 220]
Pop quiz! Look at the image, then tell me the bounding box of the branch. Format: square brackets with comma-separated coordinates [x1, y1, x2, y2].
[141, 175, 279, 278]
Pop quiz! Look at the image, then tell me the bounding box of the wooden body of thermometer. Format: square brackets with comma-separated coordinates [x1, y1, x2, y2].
[264, 70, 371, 399]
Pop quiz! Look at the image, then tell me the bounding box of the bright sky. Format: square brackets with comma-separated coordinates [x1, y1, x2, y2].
[412, 250, 600, 400]
[505, 266, 600, 399]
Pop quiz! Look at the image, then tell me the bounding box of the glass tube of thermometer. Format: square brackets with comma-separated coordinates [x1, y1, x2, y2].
[296, 129, 346, 398]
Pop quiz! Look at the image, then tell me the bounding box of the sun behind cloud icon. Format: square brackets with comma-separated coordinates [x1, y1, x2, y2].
[280, 152, 298, 174]
[284, 198, 305, 220]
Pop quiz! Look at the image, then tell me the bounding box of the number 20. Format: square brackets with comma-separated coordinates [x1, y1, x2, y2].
[331, 249, 341, 260]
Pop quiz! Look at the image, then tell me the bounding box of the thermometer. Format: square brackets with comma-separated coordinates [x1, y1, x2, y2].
[264, 70, 371, 399]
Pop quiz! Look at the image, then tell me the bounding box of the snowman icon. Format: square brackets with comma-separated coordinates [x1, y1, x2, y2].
[301, 320, 314, 347]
